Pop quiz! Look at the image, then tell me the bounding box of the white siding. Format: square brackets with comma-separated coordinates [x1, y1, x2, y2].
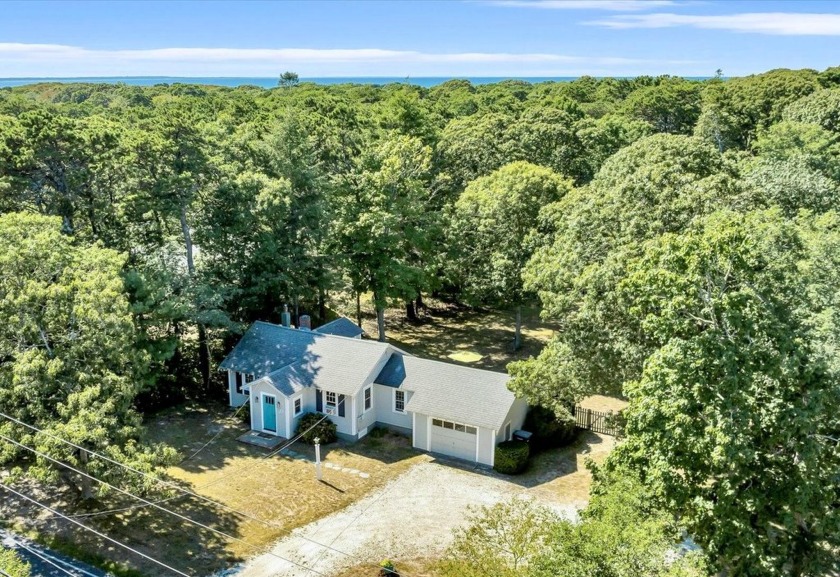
[495, 398, 529, 443]
[413, 413, 429, 450]
[356, 385, 376, 437]
[228, 370, 248, 407]
[320, 391, 354, 436]
[477, 426, 495, 466]
[288, 388, 316, 438]
[373, 385, 412, 430]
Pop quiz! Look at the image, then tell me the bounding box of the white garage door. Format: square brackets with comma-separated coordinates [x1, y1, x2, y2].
[430, 418, 477, 462]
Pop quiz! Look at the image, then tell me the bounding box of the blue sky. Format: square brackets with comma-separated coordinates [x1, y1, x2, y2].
[1, 0, 839, 78]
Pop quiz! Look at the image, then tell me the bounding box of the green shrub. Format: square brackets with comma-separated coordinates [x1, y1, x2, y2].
[238, 401, 251, 426]
[523, 405, 578, 450]
[295, 412, 338, 444]
[379, 559, 399, 576]
[494, 440, 530, 474]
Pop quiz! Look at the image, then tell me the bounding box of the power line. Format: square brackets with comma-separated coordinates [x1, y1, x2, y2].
[0, 410, 245, 515]
[0, 408, 319, 523]
[179, 402, 248, 463]
[308, 470, 401, 573]
[0, 433, 326, 576]
[0, 484, 190, 577]
[0, 405, 399, 575]
[67, 411, 330, 521]
[1, 533, 79, 577]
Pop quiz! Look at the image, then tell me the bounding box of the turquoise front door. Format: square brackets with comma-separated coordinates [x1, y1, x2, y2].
[262, 394, 277, 432]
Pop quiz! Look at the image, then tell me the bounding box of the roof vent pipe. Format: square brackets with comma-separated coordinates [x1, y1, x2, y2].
[281, 304, 291, 328]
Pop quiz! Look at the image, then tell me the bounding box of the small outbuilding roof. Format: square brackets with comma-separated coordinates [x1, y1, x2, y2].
[314, 317, 364, 339]
[375, 354, 515, 431]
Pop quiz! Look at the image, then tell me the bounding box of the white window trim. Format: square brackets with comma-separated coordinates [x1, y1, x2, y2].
[325, 391, 338, 415]
[293, 396, 303, 416]
[393, 389, 406, 414]
[363, 386, 373, 413]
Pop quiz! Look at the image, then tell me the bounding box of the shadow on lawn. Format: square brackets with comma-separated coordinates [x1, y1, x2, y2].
[149, 403, 260, 476]
[314, 429, 420, 466]
[379, 305, 555, 373]
[2, 474, 248, 577]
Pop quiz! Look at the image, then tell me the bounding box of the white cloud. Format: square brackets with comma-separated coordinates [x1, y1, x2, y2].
[588, 11, 840, 35]
[0, 43, 698, 77]
[488, 0, 675, 10]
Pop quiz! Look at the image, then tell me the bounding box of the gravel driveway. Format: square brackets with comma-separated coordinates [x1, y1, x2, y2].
[236, 460, 583, 577]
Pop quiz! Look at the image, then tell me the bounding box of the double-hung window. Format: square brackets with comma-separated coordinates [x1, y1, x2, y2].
[325, 391, 337, 414]
[364, 387, 372, 412]
[236, 373, 254, 395]
[393, 390, 405, 414]
[294, 397, 302, 416]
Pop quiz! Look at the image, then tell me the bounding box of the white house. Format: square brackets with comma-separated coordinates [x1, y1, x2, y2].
[219, 319, 528, 467]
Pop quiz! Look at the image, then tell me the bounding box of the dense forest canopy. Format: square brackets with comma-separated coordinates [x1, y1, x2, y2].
[1, 67, 839, 576]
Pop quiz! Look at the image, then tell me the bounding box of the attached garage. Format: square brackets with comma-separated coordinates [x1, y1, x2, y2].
[430, 418, 477, 461]
[374, 352, 530, 467]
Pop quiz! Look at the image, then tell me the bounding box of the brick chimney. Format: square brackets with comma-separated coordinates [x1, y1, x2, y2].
[299, 314, 311, 330]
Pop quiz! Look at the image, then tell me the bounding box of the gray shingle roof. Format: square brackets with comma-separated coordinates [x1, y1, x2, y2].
[314, 317, 364, 339]
[253, 365, 309, 397]
[375, 354, 515, 431]
[220, 321, 391, 396]
[222, 322, 518, 428]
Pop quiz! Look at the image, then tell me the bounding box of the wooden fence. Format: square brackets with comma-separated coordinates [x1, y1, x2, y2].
[574, 406, 623, 437]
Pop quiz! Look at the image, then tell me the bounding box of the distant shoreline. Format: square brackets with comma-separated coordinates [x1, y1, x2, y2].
[0, 75, 713, 89]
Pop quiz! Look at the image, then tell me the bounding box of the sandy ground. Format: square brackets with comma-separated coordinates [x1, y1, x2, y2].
[236, 458, 590, 577]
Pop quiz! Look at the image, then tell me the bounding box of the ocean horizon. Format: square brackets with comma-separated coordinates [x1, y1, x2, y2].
[0, 75, 711, 89]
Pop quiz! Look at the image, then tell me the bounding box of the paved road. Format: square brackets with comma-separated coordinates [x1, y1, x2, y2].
[1, 529, 110, 577]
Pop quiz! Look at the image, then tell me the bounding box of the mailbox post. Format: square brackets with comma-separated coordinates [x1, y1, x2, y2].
[314, 437, 322, 481]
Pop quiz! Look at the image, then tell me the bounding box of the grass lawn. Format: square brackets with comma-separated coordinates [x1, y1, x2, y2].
[4, 404, 428, 576]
